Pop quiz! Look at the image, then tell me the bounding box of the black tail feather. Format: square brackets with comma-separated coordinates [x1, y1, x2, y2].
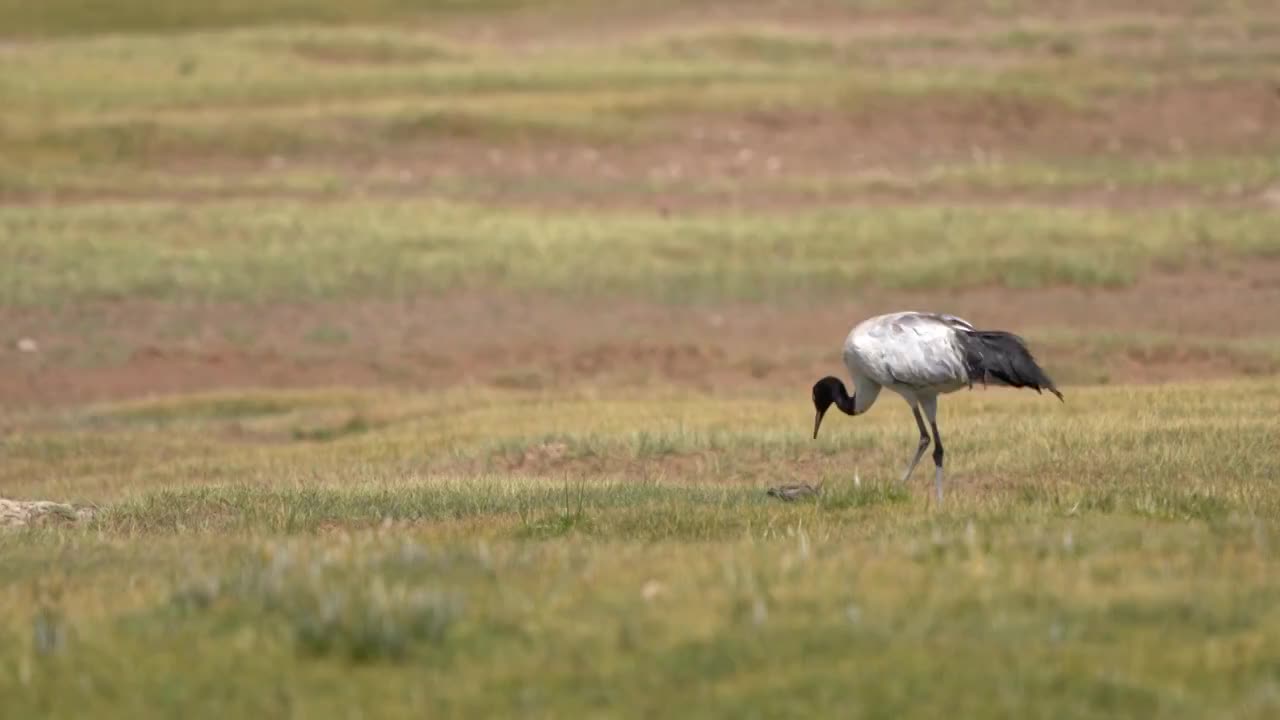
[960, 330, 1063, 401]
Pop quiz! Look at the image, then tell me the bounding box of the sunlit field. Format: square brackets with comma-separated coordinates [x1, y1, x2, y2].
[3, 0, 1280, 716]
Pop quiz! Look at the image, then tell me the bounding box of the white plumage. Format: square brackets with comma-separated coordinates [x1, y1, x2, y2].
[812, 311, 1062, 501]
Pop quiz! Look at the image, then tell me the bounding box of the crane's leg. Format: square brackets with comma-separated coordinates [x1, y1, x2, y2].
[900, 403, 931, 484]
[920, 396, 944, 502]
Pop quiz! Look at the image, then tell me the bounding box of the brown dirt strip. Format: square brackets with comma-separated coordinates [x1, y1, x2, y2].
[5, 81, 1277, 212]
[2, 262, 1278, 408]
[2, 183, 1269, 213]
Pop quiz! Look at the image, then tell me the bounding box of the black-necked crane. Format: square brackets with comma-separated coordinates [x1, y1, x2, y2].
[811, 311, 1062, 501]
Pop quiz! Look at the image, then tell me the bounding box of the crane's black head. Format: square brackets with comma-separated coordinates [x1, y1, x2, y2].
[811, 376, 848, 439]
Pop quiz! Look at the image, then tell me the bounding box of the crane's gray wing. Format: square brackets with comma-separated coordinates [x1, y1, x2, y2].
[925, 313, 975, 332]
[867, 313, 971, 388]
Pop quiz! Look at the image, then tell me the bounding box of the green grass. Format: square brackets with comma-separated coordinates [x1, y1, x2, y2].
[9, 519, 1280, 717]
[5, 0, 1263, 37]
[0, 0, 567, 37]
[4, 379, 1280, 716]
[2, 201, 1278, 305]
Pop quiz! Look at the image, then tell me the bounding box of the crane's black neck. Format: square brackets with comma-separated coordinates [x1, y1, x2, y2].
[814, 376, 857, 416]
[831, 380, 857, 415]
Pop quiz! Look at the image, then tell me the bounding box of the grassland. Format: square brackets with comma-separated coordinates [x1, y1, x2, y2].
[5, 380, 1280, 716]
[4, 202, 1280, 306]
[4, 0, 1280, 716]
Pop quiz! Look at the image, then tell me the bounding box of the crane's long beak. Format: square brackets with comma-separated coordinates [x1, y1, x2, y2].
[812, 408, 827, 440]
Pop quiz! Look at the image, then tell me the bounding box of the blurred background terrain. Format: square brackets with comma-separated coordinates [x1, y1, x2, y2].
[3, 0, 1279, 407]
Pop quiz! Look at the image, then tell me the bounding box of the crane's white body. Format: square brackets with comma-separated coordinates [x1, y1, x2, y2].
[842, 311, 975, 415]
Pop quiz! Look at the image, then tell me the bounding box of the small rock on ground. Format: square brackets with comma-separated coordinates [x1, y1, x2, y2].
[1, 498, 94, 529]
[766, 483, 823, 501]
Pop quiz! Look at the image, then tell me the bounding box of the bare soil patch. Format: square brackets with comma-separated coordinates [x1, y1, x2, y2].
[3, 261, 1278, 408]
[302, 78, 1278, 207]
[4, 170, 1263, 214]
[6, 78, 1277, 212]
